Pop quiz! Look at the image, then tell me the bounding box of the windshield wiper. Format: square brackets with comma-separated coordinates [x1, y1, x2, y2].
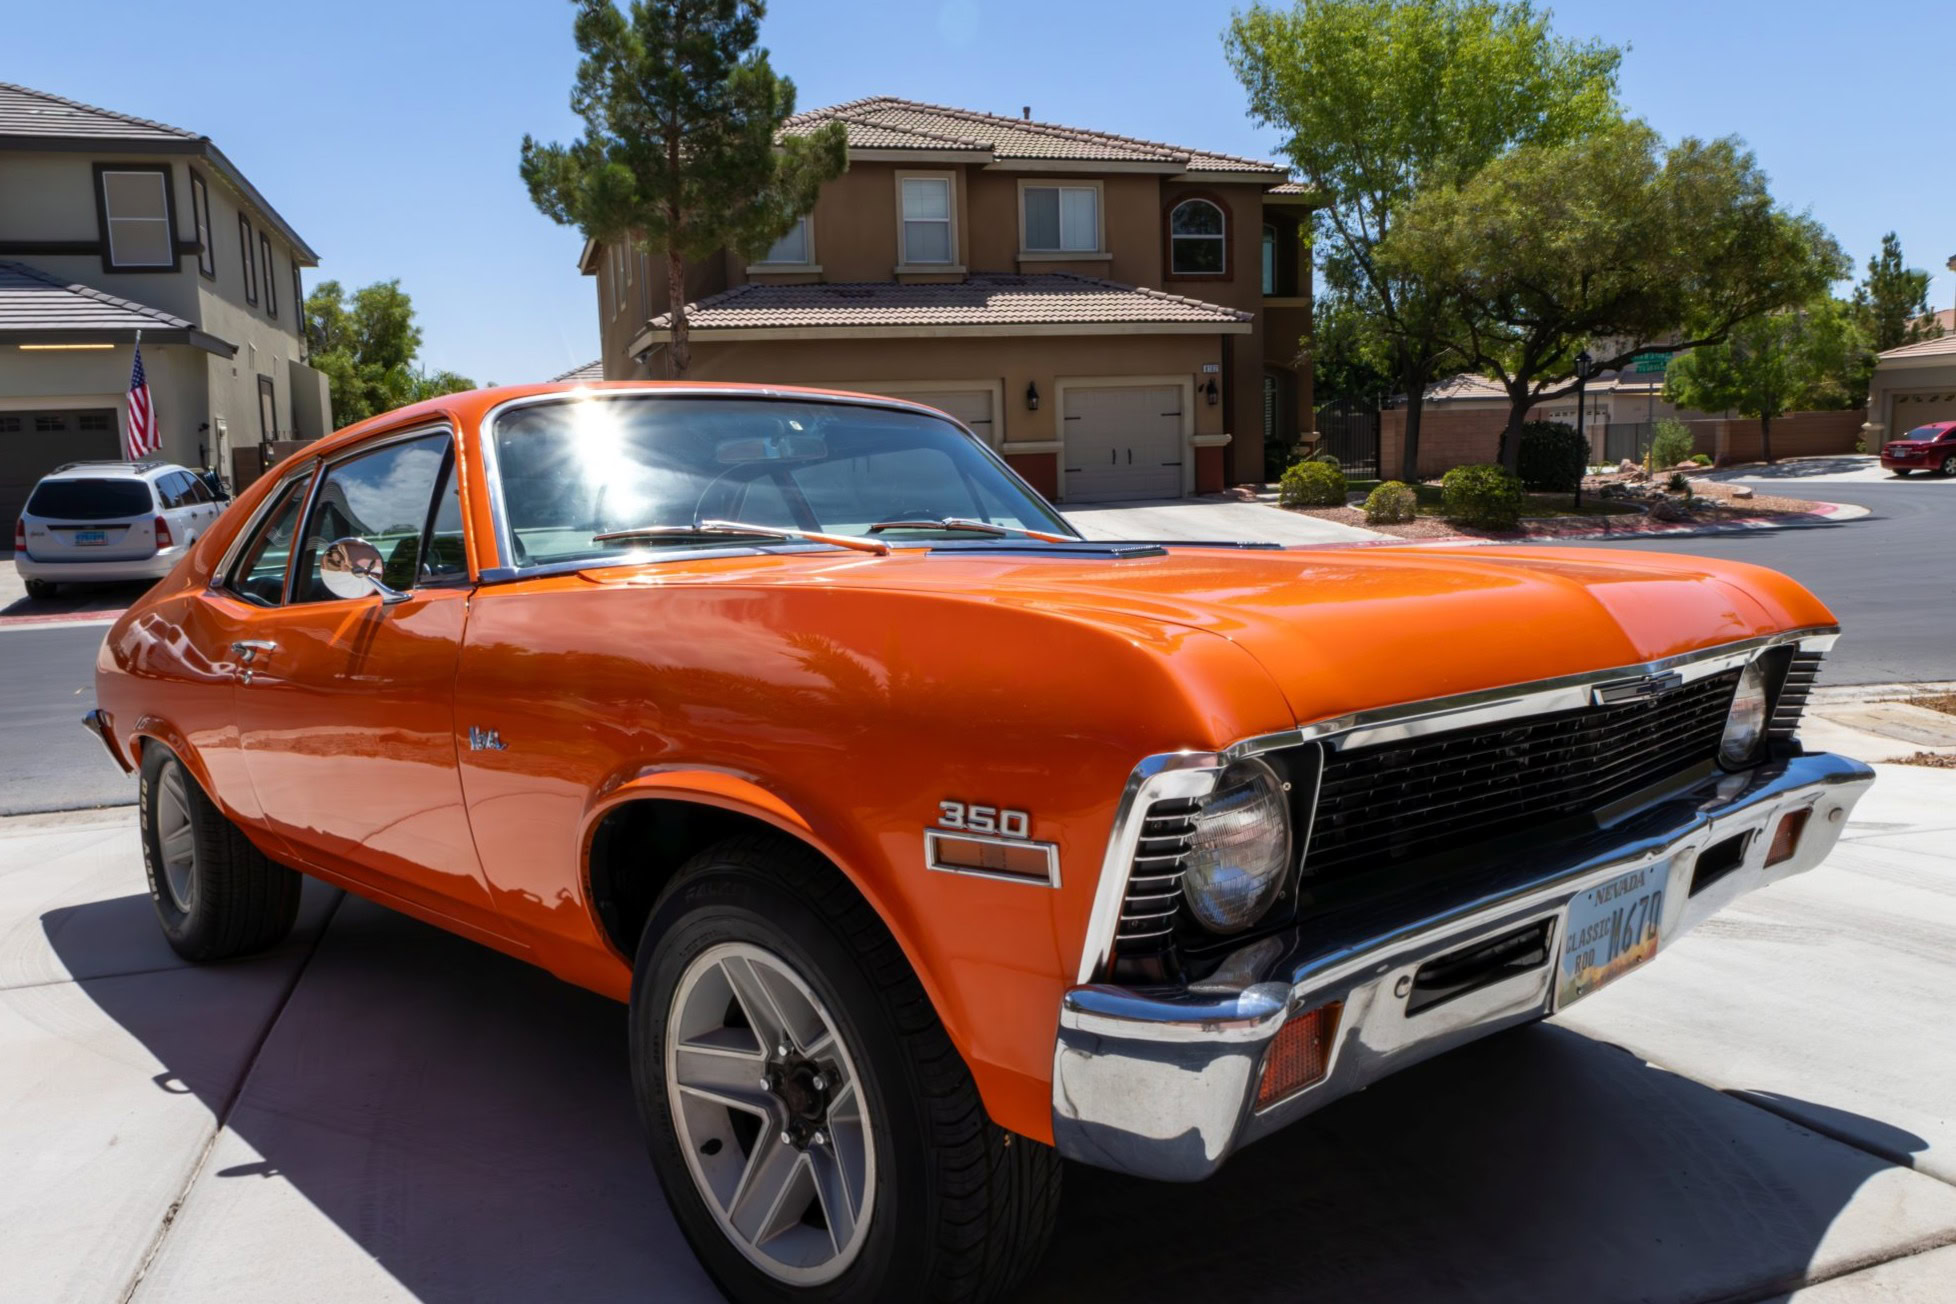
[865, 516, 1074, 543]
[591, 519, 890, 556]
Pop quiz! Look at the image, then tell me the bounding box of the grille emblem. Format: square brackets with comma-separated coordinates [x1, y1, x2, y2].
[1591, 671, 1684, 706]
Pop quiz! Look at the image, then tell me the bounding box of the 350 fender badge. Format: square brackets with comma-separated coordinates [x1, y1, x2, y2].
[937, 801, 1030, 839]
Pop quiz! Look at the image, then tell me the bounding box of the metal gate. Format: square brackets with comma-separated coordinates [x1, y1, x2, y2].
[1604, 421, 1653, 466]
[1314, 401, 1380, 478]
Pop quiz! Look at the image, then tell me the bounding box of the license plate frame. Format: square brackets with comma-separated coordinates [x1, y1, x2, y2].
[1556, 861, 1667, 1009]
[75, 529, 107, 546]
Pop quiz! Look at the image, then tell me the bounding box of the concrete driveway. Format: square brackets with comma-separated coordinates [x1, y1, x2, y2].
[5, 744, 1956, 1301]
[1712, 454, 1956, 486]
[1063, 496, 1383, 545]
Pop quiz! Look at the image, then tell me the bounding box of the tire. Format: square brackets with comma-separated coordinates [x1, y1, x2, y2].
[631, 834, 1061, 1304]
[138, 743, 302, 961]
[1942, 455, 1956, 477]
[1891, 469, 1913, 477]
[23, 578, 57, 600]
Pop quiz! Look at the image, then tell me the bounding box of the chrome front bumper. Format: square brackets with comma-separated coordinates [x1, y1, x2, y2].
[1050, 751, 1874, 1181]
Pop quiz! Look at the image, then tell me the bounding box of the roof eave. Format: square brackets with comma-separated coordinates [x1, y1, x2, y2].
[1173, 168, 1292, 185]
[985, 158, 1186, 174]
[630, 319, 1252, 351]
[0, 325, 235, 355]
[849, 147, 995, 164]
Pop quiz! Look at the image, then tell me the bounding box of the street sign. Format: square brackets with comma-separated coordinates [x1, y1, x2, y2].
[1631, 352, 1669, 374]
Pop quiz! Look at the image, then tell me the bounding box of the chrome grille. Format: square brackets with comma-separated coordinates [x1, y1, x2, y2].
[1306, 668, 1742, 876]
[1769, 650, 1823, 740]
[1115, 796, 1198, 951]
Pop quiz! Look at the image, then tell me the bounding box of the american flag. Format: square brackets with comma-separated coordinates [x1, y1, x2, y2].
[125, 339, 159, 459]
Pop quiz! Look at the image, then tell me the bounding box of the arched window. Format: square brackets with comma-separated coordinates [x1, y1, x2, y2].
[1169, 198, 1226, 275]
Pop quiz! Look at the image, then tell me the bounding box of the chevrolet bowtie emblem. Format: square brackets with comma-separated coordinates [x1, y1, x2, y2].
[468, 726, 508, 752]
[1592, 671, 1684, 706]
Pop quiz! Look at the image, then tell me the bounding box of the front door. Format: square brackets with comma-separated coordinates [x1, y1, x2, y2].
[228, 427, 495, 927]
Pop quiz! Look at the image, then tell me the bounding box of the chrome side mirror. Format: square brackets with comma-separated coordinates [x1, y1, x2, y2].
[319, 536, 410, 605]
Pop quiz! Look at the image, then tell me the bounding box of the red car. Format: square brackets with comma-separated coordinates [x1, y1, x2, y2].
[1881, 421, 1956, 475]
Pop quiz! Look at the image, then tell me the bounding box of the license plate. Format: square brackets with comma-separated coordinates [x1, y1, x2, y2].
[75, 530, 107, 545]
[1557, 862, 1667, 1007]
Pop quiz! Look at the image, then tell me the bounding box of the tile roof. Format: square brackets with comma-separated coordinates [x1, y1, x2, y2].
[1878, 331, 1956, 363]
[0, 259, 198, 335]
[552, 359, 605, 382]
[780, 97, 1284, 175]
[0, 81, 198, 142]
[644, 273, 1251, 334]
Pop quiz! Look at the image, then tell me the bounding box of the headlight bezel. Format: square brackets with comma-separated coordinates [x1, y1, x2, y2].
[1179, 755, 1295, 935]
[1718, 656, 1772, 769]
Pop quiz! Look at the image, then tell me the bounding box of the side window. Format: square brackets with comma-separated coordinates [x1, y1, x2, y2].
[422, 450, 469, 580]
[227, 472, 314, 606]
[292, 433, 450, 603]
[186, 476, 213, 505]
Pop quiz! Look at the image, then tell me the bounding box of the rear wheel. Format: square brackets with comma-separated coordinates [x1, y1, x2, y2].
[1941, 454, 1956, 477]
[138, 744, 302, 961]
[23, 578, 57, 600]
[631, 835, 1061, 1303]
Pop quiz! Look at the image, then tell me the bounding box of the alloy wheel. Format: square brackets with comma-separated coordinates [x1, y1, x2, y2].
[666, 941, 875, 1286]
[1942, 455, 1956, 477]
[155, 761, 198, 913]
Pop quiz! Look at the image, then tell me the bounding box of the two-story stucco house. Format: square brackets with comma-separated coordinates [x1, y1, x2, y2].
[0, 82, 331, 525]
[579, 98, 1315, 502]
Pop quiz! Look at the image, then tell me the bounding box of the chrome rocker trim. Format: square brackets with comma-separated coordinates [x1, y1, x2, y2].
[1051, 748, 1874, 1182]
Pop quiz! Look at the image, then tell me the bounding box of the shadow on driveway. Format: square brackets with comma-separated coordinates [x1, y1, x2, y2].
[40, 893, 1939, 1303]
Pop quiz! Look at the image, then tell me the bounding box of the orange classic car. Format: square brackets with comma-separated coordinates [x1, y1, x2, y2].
[89, 382, 1873, 1302]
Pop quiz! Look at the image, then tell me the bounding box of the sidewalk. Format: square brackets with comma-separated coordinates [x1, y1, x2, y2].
[4, 727, 1955, 1300]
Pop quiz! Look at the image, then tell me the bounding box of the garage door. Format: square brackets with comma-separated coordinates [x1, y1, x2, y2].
[861, 388, 994, 443]
[1891, 391, 1956, 435]
[1062, 385, 1184, 503]
[1, 409, 121, 530]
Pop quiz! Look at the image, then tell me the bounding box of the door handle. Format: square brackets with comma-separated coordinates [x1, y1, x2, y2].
[231, 640, 278, 663]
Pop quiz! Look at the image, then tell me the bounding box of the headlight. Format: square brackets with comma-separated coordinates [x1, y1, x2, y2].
[1719, 658, 1770, 767]
[1181, 757, 1292, 933]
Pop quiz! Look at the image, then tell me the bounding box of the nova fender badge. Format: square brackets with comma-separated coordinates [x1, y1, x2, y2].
[468, 726, 508, 752]
[1592, 671, 1684, 706]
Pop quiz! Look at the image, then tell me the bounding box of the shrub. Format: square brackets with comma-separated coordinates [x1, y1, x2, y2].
[1690, 453, 1712, 466]
[1441, 463, 1526, 530]
[1363, 480, 1419, 524]
[1279, 460, 1348, 507]
[1516, 421, 1588, 492]
[1667, 471, 1690, 493]
[1649, 419, 1695, 470]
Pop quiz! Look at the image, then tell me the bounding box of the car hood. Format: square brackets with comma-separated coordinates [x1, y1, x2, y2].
[620, 543, 1835, 727]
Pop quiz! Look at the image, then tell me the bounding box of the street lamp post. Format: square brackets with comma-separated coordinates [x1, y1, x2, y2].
[1573, 349, 1593, 507]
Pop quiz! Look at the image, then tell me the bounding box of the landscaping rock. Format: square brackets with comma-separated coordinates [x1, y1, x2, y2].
[1648, 498, 1690, 522]
[1730, 485, 1755, 500]
[1616, 458, 1641, 474]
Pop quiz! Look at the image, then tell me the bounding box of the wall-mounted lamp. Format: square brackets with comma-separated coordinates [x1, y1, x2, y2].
[1025, 381, 1040, 411]
[1203, 378, 1220, 406]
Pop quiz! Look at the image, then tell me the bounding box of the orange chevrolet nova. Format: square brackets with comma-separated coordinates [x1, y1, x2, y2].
[90, 383, 1873, 1301]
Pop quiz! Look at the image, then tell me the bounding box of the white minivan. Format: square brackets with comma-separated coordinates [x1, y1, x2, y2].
[13, 461, 226, 600]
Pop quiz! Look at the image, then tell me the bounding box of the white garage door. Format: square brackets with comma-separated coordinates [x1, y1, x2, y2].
[1062, 385, 1185, 503]
[860, 388, 994, 443]
[1891, 391, 1956, 435]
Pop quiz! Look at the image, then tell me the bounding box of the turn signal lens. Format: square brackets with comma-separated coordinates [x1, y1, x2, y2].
[1766, 808, 1810, 867]
[1256, 1001, 1342, 1109]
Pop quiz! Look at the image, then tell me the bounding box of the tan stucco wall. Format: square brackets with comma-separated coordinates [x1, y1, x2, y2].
[0, 340, 210, 468]
[1867, 358, 1956, 441]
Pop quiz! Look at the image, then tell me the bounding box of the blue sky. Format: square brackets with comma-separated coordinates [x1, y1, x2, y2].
[13, 1, 1953, 384]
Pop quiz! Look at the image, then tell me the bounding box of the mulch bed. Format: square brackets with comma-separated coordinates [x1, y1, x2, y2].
[1910, 694, 1956, 717]
[1885, 751, 1956, 769]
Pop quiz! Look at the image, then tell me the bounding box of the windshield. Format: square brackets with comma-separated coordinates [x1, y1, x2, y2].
[489, 395, 1073, 569]
[25, 478, 155, 520]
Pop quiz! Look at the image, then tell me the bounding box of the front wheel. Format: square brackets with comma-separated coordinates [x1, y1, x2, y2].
[631, 835, 1060, 1303]
[1941, 455, 1956, 477]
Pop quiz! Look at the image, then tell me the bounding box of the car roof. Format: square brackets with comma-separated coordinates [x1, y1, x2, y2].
[306, 380, 967, 460]
[41, 460, 182, 482]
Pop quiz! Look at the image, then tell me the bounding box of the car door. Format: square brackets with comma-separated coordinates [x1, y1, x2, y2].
[228, 425, 499, 930]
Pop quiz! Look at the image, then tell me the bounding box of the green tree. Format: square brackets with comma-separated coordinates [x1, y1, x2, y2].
[1227, 0, 1622, 480]
[1664, 298, 1863, 464]
[1307, 290, 1396, 407]
[1381, 122, 1845, 468]
[1854, 231, 1940, 352]
[521, 0, 846, 376]
[302, 280, 477, 428]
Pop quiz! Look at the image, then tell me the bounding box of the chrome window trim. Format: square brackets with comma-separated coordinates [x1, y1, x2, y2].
[923, 830, 1062, 888]
[286, 422, 458, 604]
[1074, 625, 1839, 985]
[209, 459, 318, 598]
[474, 388, 1078, 577]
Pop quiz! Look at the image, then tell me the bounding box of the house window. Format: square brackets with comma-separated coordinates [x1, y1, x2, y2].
[899, 176, 953, 265]
[293, 265, 305, 334]
[1261, 224, 1276, 295]
[97, 167, 176, 268]
[1022, 185, 1099, 253]
[239, 215, 258, 304]
[758, 216, 811, 265]
[189, 170, 215, 279]
[1169, 198, 1226, 275]
[261, 233, 278, 318]
[258, 375, 276, 440]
